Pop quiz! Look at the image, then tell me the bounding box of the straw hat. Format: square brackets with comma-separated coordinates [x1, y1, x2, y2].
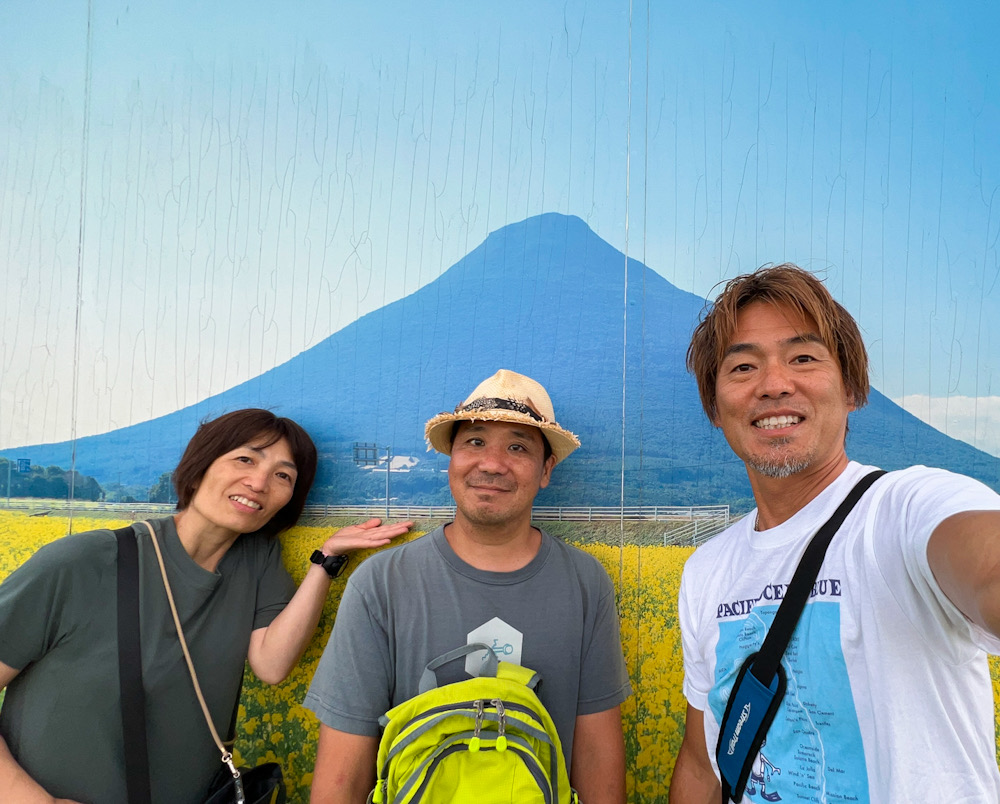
[424, 369, 581, 464]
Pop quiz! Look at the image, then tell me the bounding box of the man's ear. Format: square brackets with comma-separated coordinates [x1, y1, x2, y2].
[538, 454, 557, 489]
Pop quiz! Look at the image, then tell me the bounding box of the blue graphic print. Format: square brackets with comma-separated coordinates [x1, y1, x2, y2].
[710, 601, 869, 803]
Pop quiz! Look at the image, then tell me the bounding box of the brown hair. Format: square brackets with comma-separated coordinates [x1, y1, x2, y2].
[172, 409, 318, 534]
[686, 264, 869, 421]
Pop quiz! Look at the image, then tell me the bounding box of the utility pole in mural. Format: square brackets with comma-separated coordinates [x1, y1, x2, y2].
[4, 459, 28, 506]
[353, 442, 394, 518]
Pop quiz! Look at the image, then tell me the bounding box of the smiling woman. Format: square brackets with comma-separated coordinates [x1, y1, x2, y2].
[0, 409, 412, 804]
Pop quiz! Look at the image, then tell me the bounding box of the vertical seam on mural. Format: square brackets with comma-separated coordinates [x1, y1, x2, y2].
[68, 0, 96, 534]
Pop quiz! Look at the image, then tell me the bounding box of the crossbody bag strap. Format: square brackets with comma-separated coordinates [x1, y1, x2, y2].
[136, 520, 247, 802]
[717, 469, 886, 803]
[751, 469, 886, 684]
[115, 524, 152, 804]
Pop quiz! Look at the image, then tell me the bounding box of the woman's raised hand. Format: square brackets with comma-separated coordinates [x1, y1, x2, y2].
[320, 518, 413, 554]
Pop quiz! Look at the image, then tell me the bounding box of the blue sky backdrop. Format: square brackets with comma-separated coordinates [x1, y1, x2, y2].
[2, 0, 999, 458]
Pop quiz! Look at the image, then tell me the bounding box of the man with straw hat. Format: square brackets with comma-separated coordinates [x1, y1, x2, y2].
[306, 369, 631, 804]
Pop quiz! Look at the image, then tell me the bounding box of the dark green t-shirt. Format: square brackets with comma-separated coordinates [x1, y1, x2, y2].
[0, 516, 296, 804]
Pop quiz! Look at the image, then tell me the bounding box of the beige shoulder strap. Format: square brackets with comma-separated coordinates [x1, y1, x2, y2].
[138, 520, 242, 784]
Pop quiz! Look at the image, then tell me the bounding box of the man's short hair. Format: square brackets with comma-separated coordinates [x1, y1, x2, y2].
[172, 408, 318, 534]
[686, 263, 870, 421]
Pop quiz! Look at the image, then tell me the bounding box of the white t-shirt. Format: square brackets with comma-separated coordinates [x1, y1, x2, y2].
[679, 462, 1000, 803]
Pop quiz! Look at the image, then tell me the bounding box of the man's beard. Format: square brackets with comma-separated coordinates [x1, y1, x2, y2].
[747, 455, 810, 479]
[746, 437, 811, 479]
[460, 505, 513, 527]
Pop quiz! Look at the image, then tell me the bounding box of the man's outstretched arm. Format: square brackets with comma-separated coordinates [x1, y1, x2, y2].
[927, 510, 1000, 638]
[670, 705, 721, 804]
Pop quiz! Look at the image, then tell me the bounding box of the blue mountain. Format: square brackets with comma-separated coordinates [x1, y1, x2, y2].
[5, 212, 1000, 507]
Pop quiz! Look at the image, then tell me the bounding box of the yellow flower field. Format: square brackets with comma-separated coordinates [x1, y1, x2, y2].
[0, 510, 998, 802]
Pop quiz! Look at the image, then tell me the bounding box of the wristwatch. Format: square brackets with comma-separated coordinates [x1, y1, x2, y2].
[310, 549, 350, 578]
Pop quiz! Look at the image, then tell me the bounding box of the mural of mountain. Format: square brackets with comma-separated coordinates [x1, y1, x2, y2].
[6, 212, 1000, 508]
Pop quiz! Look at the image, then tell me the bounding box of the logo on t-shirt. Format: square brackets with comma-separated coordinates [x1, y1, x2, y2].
[710, 601, 869, 802]
[465, 616, 524, 676]
[715, 577, 843, 619]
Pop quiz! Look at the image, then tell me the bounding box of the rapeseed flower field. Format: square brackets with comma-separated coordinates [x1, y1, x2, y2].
[1, 510, 998, 802]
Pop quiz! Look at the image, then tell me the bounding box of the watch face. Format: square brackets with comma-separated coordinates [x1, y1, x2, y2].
[311, 550, 349, 578]
[324, 554, 349, 578]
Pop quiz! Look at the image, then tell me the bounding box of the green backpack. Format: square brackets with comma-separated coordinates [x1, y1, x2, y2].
[369, 643, 579, 804]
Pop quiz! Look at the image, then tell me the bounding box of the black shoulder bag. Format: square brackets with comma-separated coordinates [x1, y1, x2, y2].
[715, 470, 885, 803]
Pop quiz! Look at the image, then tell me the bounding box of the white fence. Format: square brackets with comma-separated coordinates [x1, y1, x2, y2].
[1, 500, 733, 544]
[302, 502, 728, 521]
[300, 503, 733, 545]
[0, 500, 176, 516]
[662, 514, 734, 547]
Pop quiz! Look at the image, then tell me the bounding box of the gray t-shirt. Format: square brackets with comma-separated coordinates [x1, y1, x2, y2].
[304, 526, 631, 766]
[0, 516, 296, 804]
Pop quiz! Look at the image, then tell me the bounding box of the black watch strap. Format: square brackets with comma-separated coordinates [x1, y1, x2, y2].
[310, 549, 350, 578]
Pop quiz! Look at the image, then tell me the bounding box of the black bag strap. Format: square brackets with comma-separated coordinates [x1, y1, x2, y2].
[751, 469, 885, 685]
[115, 525, 153, 804]
[718, 469, 886, 802]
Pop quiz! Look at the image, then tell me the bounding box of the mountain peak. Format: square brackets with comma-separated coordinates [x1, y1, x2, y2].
[6, 212, 999, 506]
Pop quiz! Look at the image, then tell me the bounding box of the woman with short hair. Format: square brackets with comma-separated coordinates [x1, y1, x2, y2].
[0, 408, 411, 803]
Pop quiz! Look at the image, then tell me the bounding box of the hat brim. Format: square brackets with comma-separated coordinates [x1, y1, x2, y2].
[425, 410, 580, 464]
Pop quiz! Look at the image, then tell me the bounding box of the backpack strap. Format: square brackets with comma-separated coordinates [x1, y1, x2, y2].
[496, 662, 541, 691]
[716, 469, 886, 802]
[115, 524, 153, 804]
[418, 643, 499, 693]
